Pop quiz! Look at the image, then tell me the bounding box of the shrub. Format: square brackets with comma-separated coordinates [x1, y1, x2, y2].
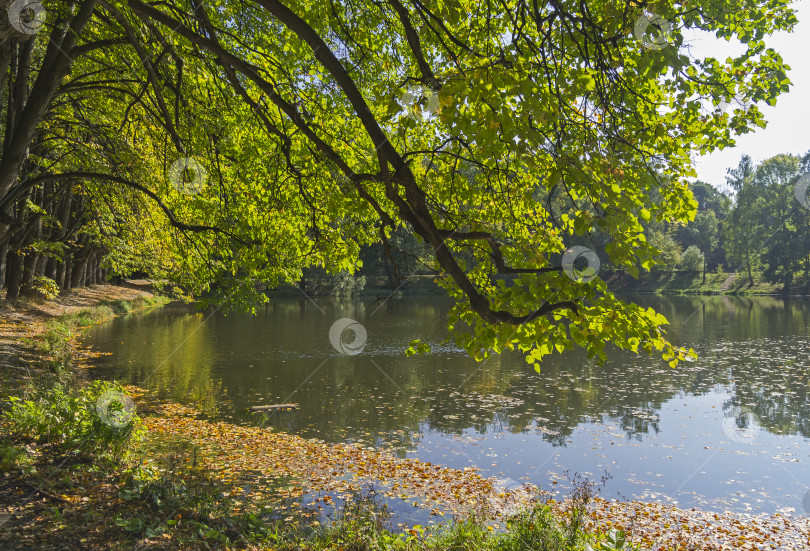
[647, 231, 682, 272]
[3, 380, 141, 459]
[679, 245, 704, 272]
[31, 275, 61, 299]
[0, 441, 28, 471]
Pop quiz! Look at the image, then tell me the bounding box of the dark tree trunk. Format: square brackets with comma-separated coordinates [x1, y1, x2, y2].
[20, 253, 36, 294]
[35, 254, 47, 276]
[0, 242, 7, 291]
[70, 258, 87, 289]
[85, 256, 94, 285]
[55, 256, 66, 288]
[5, 250, 22, 299]
[45, 256, 57, 280]
[746, 254, 754, 286]
[90, 262, 97, 285]
[702, 254, 706, 284]
[61, 253, 72, 290]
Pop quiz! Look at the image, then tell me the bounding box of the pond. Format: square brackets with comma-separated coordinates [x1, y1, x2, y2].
[82, 293, 810, 516]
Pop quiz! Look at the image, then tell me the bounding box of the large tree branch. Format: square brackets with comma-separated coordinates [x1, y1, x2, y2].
[99, 1, 186, 153]
[128, 0, 580, 326]
[436, 229, 563, 275]
[387, 0, 441, 89]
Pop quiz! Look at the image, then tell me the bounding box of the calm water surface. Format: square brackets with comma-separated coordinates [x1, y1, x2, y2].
[83, 294, 810, 516]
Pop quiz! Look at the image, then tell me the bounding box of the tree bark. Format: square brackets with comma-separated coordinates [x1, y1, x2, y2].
[746, 253, 754, 286]
[70, 257, 86, 289]
[5, 249, 22, 299]
[62, 253, 73, 289]
[0, 242, 7, 290]
[20, 252, 36, 294]
[45, 256, 57, 280]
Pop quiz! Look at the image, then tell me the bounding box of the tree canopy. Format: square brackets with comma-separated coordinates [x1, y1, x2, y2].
[0, 0, 799, 367]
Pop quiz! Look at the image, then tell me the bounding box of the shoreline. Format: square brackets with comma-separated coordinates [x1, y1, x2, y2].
[269, 272, 810, 299]
[2, 283, 809, 549]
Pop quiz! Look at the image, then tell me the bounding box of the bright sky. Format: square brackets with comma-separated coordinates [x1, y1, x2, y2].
[687, 0, 810, 192]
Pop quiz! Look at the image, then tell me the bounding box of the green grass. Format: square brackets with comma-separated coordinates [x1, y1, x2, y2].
[0, 440, 29, 471]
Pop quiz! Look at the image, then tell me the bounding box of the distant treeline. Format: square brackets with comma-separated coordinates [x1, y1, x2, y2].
[631, 151, 810, 288]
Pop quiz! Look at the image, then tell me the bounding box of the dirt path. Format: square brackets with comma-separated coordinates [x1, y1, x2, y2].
[719, 273, 738, 291]
[0, 281, 155, 381]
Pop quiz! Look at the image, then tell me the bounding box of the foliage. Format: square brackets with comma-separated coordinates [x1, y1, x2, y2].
[0, 440, 29, 471]
[679, 246, 704, 272]
[30, 275, 61, 300]
[645, 231, 682, 272]
[3, 380, 142, 459]
[302, 266, 367, 296]
[5, 0, 799, 368]
[723, 154, 809, 287]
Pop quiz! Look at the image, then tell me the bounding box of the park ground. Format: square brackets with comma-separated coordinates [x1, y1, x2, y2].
[0, 284, 809, 550]
[605, 270, 810, 296]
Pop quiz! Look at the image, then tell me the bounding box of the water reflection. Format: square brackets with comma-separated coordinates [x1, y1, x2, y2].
[83, 294, 810, 514]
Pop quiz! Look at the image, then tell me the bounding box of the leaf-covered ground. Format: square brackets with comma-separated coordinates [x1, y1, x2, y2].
[140, 392, 810, 550]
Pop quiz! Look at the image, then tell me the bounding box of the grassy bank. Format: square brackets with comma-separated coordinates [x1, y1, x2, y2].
[0, 285, 637, 550]
[604, 270, 810, 295]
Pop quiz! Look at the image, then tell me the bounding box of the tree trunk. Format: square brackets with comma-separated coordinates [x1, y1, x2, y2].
[20, 253, 37, 294]
[45, 256, 57, 280]
[70, 258, 86, 288]
[746, 254, 754, 286]
[86, 256, 95, 285]
[0, 242, 7, 291]
[34, 254, 47, 276]
[61, 253, 72, 290]
[55, 256, 66, 288]
[5, 250, 22, 299]
[0, 1, 98, 197]
[702, 253, 706, 284]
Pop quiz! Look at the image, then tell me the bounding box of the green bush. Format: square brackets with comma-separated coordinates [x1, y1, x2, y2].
[31, 275, 61, 299]
[679, 245, 704, 272]
[495, 505, 570, 550]
[0, 441, 28, 471]
[3, 380, 141, 459]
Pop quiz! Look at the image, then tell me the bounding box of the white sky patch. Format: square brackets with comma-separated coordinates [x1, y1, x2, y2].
[685, 0, 810, 192]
